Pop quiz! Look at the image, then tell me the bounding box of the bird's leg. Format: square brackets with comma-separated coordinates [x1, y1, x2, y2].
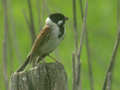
[48, 55, 61, 63]
[36, 56, 43, 64]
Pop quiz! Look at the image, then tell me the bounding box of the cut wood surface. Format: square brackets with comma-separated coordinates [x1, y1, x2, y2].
[9, 62, 68, 90]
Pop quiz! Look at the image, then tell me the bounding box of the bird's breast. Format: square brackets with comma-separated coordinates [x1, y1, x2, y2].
[40, 27, 64, 54]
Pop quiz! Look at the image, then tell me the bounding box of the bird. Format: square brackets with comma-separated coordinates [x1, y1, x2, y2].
[17, 13, 68, 72]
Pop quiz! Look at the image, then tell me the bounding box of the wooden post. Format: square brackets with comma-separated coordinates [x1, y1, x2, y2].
[9, 63, 68, 90]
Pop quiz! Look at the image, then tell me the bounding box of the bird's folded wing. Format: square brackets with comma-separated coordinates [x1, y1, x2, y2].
[30, 25, 51, 55]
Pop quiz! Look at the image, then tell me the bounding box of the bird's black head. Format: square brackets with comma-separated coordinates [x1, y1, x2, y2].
[49, 13, 68, 27]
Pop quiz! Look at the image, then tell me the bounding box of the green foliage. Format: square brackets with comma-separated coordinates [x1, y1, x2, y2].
[0, 0, 120, 90]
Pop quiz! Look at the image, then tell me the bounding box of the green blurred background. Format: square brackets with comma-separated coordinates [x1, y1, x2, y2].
[0, 0, 120, 90]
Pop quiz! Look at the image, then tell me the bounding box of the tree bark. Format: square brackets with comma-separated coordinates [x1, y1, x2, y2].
[9, 63, 68, 90]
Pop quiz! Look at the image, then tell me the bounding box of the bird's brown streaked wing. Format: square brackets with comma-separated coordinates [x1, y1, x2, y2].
[30, 25, 50, 55]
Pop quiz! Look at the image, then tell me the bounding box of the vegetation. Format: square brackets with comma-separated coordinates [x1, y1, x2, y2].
[0, 0, 120, 90]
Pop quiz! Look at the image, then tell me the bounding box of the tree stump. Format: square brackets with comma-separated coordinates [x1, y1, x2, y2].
[9, 63, 68, 90]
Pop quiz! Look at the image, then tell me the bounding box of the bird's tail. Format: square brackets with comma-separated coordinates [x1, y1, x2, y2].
[16, 55, 31, 72]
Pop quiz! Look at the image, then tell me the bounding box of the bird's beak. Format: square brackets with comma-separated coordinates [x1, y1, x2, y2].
[65, 17, 69, 20]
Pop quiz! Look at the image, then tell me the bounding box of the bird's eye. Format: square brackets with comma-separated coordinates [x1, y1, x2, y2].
[57, 20, 63, 25]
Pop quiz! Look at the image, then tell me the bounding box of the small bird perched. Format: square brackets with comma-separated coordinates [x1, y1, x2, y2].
[17, 13, 68, 72]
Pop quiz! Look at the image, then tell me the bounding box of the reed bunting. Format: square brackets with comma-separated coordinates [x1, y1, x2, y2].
[17, 13, 68, 72]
